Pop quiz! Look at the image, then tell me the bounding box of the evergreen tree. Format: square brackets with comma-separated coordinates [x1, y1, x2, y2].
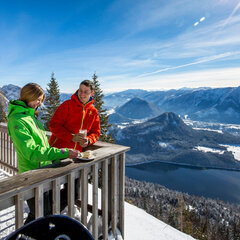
[92, 73, 114, 143]
[0, 100, 7, 123]
[41, 73, 61, 130]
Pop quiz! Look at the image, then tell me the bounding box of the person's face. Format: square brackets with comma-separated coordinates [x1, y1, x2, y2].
[78, 84, 93, 104]
[28, 94, 44, 110]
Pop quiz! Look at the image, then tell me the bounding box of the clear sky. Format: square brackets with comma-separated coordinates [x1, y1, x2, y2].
[0, 0, 240, 93]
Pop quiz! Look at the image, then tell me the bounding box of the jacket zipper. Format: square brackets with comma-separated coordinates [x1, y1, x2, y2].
[80, 105, 85, 130]
[51, 137, 58, 146]
[34, 116, 48, 167]
[74, 105, 86, 149]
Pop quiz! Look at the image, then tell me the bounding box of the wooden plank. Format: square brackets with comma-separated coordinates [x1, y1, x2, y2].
[3, 133, 6, 172]
[0, 159, 18, 172]
[52, 178, 60, 214]
[75, 199, 102, 215]
[0, 122, 8, 133]
[9, 135, 13, 174]
[35, 185, 43, 219]
[13, 144, 18, 173]
[6, 134, 9, 171]
[119, 153, 125, 239]
[92, 164, 98, 239]
[68, 172, 75, 218]
[0, 132, 2, 162]
[102, 160, 108, 240]
[15, 193, 24, 229]
[111, 156, 117, 238]
[81, 168, 88, 226]
[1, 132, 3, 168]
[0, 141, 129, 199]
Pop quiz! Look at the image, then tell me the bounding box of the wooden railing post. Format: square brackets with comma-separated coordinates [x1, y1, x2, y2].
[92, 164, 98, 239]
[52, 178, 60, 214]
[119, 153, 125, 239]
[102, 160, 108, 240]
[35, 185, 44, 219]
[9, 135, 13, 175]
[15, 192, 24, 229]
[111, 156, 117, 237]
[68, 172, 75, 218]
[81, 168, 88, 226]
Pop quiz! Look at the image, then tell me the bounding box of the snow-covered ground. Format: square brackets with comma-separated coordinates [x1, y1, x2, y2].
[125, 202, 195, 240]
[0, 170, 195, 240]
[193, 144, 240, 162]
[192, 127, 223, 134]
[194, 146, 225, 155]
[184, 119, 240, 137]
[220, 144, 240, 162]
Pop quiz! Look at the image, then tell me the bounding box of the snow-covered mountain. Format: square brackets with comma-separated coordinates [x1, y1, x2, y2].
[0, 84, 21, 101]
[2, 84, 240, 124]
[110, 112, 240, 169]
[103, 89, 149, 109]
[115, 97, 162, 120]
[0, 84, 73, 104]
[60, 93, 72, 103]
[0, 91, 8, 109]
[104, 86, 240, 124]
[108, 112, 132, 124]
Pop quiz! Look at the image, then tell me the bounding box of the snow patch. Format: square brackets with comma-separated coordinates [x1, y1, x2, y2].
[158, 142, 175, 149]
[106, 108, 115, 115]
[194, 146, 224, 154]
[220, 144, 240, 161]
[192, 127, 223, 133]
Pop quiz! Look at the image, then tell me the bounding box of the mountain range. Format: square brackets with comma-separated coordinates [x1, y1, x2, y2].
[1, 84, 240, 124]
[110, 112, 240, 170]
[1, 84, 240, 169]
[108, 97, 162, 123]
[104, 86, 240, 124]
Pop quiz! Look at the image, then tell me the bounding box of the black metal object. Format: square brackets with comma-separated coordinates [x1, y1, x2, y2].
[6, 215, 94, 240]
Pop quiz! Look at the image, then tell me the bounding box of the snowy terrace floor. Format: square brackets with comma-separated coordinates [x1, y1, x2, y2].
[0, 170, 195, 240]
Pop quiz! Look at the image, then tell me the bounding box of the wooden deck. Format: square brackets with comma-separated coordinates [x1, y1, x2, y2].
[0, 122, 130, 239]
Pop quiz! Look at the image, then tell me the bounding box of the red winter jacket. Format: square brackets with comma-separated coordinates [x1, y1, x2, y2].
[49, 91, 100, 151]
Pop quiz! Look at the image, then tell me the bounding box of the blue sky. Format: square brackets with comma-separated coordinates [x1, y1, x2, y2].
[0, 0, 240, 93]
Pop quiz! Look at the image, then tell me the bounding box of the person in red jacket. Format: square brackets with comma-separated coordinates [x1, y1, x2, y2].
[49, 80, 100, 152]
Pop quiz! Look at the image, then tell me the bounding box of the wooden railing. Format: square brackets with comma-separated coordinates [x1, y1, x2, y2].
[0, 123, 130, 239]
[0, 123, 18, 175]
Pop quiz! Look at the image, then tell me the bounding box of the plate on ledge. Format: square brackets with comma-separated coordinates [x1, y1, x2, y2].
[76, 156, 95, 161]
[76, 152, 95, 161]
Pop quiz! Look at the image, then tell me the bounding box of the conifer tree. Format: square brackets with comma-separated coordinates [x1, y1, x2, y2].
[92, 73, 114, 143]
[41, 73, 61, 130]
[0, 100, 7, 123]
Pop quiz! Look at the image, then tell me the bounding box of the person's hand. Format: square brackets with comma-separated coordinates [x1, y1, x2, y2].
[72, 133, 82, 142]
[72, 133, 89, 147]
[79, 137, 89, 147]
[68, 149, 80, 159]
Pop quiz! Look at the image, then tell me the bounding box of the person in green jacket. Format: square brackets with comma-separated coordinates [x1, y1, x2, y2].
[7, 83, 80, 224]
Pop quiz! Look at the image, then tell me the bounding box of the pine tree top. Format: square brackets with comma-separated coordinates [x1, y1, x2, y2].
[92, 73, 114, 143]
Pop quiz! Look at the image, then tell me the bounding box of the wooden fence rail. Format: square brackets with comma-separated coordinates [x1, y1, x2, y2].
[0, 122, 130, 239]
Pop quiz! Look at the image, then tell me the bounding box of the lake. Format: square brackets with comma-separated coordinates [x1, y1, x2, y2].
[126, 161, 240, 204]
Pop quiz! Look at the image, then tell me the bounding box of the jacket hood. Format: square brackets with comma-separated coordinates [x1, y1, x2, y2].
[7, 100, 35, 120]
[71, 90, 94, 107]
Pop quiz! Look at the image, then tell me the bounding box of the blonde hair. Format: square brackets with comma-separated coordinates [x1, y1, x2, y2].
[19, 83, 45, 105]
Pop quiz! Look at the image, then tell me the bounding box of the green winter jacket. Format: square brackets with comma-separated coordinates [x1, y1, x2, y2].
[7, 100, 69, 173]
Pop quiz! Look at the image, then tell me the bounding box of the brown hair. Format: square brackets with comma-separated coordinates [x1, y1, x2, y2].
[19, 83, 45, 105]
[80, 80, 95, 91]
